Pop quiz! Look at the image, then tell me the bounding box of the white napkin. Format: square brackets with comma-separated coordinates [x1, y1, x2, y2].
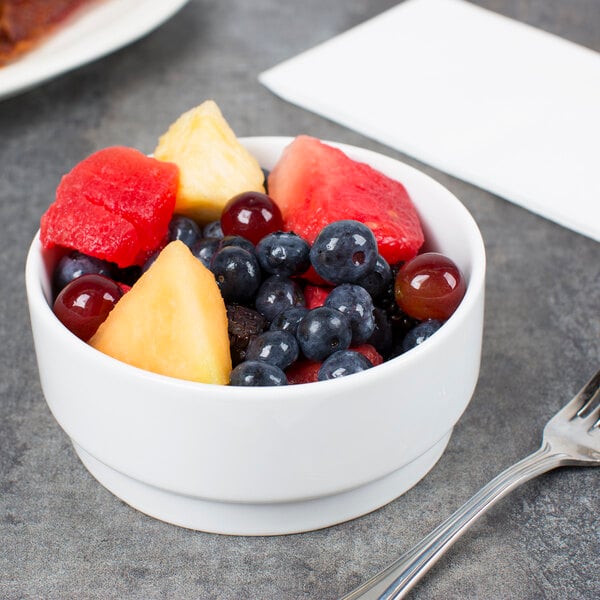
[259, 0, 600, 242]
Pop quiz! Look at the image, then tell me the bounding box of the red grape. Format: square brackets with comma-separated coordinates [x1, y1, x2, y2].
[53, 274, 123, 341]
[220, 191, 283, 245]
[394, 252, 466, 321]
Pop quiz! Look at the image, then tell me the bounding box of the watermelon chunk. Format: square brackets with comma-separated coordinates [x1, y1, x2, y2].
[268, 136, 424, 264]
[352, 344, 384, 366]
[303, 284, 333, 309]
[285, 345, 382, 385]
[286, 359, 321, 385]
[40, 146, 179, 267]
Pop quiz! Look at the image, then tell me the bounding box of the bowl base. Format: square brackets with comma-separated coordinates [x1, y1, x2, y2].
[73, 432, 451, 536]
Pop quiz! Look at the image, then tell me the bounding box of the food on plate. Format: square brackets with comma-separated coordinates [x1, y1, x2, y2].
[89, 240, 232, 385]
[0, 0, 90, 65]
[40, 146, 178, 267]
[154, 100, 265, 223]
[40, 100, 467, 386]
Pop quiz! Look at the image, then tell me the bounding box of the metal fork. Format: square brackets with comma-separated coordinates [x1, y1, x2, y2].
[342, 368, 600, 600]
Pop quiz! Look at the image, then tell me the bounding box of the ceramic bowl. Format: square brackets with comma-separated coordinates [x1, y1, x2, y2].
[25, 137, 486, 535]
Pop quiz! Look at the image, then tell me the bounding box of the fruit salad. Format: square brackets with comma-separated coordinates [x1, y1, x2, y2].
[41, 100, 466, 386]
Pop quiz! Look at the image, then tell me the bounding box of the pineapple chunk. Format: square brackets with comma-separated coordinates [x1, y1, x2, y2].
[154, 100, 265, 223]
[89, 241, 232, 385]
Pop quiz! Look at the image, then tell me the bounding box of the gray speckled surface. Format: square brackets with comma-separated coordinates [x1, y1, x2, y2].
[1, 1, 599, 598]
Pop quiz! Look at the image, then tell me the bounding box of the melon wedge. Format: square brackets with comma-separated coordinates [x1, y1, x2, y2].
[89, 241, 232, 384]
[268, 135, 424, 264]
[154, 100, 265, 223]
[40, 146, 178, 267]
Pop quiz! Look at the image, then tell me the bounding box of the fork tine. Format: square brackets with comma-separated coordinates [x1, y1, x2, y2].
[557, 367, 600, 419]
[591, 406, 600, 430]
[580, 393, 600, 430]
[575, 372, 600, 418]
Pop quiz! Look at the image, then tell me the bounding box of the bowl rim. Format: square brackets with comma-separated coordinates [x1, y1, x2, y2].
[26, 135, 486, 399]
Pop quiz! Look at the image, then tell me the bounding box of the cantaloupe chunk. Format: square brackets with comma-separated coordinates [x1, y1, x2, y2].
[89, 241, 232, 384]
[154, 100, 265, 223]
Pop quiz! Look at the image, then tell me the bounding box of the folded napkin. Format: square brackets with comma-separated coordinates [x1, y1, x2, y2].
[259, 0, 600, 242]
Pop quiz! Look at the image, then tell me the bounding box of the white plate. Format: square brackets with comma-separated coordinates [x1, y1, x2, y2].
[0, 0, 190, 100]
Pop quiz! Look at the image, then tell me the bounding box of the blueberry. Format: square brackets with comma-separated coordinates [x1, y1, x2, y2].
[269, 306, 308, 336]
[141, 250, 160, 273]
[296, 306, 352, 361]
[113, 264, 142, 286]
[217, 235, 255, 254]
[168, 214, 202, 248]
[401, 319, 444, 353]
[309, 220, 378, 284]
[325, 284, 375, 344]
[191, 237, 220, 268]
[246, 330, 299, 370]
[53, 251, 115, 296]
[254, 275, 305, 322]
[355, 254, 392, 300]
[388, 307, 420, 339]
[230, 361, 288, 386]
[255, 231, 310, 277]
[366, 307, 393, 357]
[317, 350, 373, 381]
[203, 220, 224, 238]
[210, 246, 261, 304]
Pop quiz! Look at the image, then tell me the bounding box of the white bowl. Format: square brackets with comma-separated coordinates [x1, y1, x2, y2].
[25, 137, 486, 535]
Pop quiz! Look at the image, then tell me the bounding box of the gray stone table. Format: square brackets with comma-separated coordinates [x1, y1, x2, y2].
[1, 1, 599, 598]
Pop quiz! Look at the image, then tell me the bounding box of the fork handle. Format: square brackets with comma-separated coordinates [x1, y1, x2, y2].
[341, 443, 563, 600]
